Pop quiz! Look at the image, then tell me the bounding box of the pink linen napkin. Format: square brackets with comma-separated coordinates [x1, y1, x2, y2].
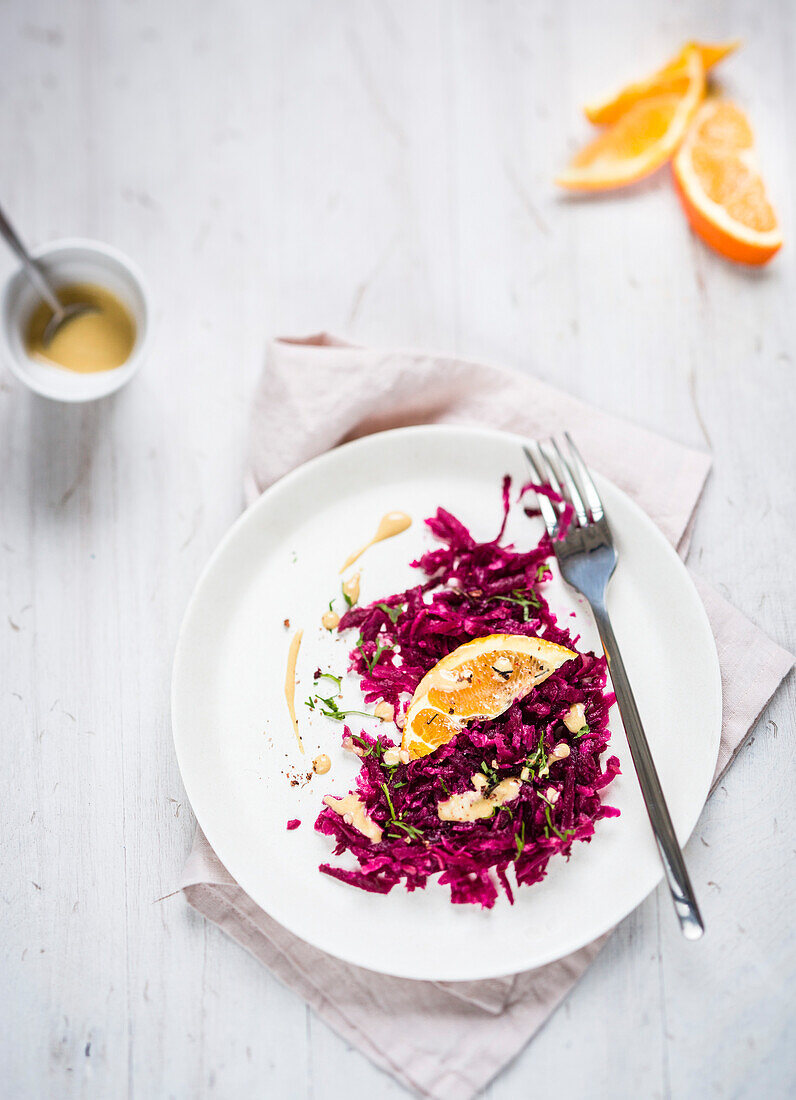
[181, 334, 793, 1100]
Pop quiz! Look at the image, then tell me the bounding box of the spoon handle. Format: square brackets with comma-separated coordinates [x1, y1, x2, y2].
[0, 202, 62, 315]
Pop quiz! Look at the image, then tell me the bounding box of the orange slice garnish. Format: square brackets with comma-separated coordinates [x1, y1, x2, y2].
[401, 634, 576, 759]
[584, 40, 739, 126]
[672, 99, 782, 265]
[557, 47, 704, 192]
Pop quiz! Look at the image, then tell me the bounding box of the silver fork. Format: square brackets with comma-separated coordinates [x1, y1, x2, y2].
[524, 433, 704, 940]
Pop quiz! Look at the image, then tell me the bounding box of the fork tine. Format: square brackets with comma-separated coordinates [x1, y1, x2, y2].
[551, 438, 589, 526]
[563, 432, 604, 522]
[522, 444, 560, 537]
[537, 441, 564, 500]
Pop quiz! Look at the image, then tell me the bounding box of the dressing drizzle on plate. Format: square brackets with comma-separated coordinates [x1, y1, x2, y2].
[340, 511, 411, 572]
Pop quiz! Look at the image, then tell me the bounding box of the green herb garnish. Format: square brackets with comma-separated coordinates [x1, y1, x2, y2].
[486, 589, 540, 621]
[480, 760, 499, 785]
[387, 820, 424, 841]
[525, 732, 547, 773]
[543, 803, 572, 841]
[310, 694, 372, 722]
[575, 725, 589, 738]
[358, 638, 392, 672]
[515, 821, 526, 859]
[376, 602, 404, 625]
[380, 782, 396, 819]
[314, 671, 343, 689]
[349, 732, 382, 758]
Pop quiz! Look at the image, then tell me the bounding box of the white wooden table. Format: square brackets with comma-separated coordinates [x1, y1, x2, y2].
[1, 2, 793, 1096]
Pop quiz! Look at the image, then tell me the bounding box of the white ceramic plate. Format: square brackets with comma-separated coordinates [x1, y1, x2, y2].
[172, 425, 721, 982]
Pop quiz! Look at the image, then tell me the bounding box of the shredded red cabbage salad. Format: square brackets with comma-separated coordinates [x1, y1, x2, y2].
[314, 478, 619, 908]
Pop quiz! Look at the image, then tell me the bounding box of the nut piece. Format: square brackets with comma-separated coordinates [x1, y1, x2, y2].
[373, 701, 395, 722]
[563, 702, 586, 733]
[383, 747, 401, 767]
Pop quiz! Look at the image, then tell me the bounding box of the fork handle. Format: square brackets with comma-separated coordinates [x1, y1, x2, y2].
[591, 603, 704, 940]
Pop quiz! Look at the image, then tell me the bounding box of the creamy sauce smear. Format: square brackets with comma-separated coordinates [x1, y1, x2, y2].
[284, 629, 304, 752]
[323, 793, 382, 842]
[437, 776, 522, 823]
[313, 753, 331, 775]
[340, 512, 411, 573]
[25, 282, 136, 373]
[341, 571, 361, 606]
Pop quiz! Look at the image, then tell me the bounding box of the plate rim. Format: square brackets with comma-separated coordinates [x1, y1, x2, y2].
[172, 423, 722, 980]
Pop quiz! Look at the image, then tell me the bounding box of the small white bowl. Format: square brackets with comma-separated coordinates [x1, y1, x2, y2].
[1, 238, 151, 402]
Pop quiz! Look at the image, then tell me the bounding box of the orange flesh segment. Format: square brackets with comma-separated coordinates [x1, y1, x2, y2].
[687, 102, 775, 232]
[572, 94, 679, 167]
[557, 48, 704, 191]
[401, 634, 576, 759]
[407, 707, 461, 754]
[673, 100, 781, 262]
[426, 649, 549, 719]
[584, 40, 740, 125]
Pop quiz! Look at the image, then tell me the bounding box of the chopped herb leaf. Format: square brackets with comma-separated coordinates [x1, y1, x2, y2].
[349, 732, 382, 758]
[376, 602, 404, 625]
[358, 638, 392, 672]
[575, 725, 589, 738]
[526, 732, 547, 772]
[310, 694, 372, 722]
[480, 760, 499, 785]
[544, 803, 571, 841]
[380, 782, 397, 820]
[485, 589, 540, 621]
[388, 819, 424, 840]
[314, 671, 342, 689]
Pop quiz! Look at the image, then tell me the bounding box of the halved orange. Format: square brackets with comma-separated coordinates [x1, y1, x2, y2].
[673, 99, 782, 265]
[557, 47, 704, 192]
[401, 634, 576, 759]
[584, 40, 740, 126]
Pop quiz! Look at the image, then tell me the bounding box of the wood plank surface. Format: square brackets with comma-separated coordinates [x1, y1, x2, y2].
[0, 2, 792, 1097]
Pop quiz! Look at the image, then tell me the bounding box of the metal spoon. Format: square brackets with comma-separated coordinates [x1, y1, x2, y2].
[0, 202, 98, 347]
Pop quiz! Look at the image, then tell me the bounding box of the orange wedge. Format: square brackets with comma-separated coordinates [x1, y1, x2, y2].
[584, 40, 740, 125]
[557, 47, 705, 192]
[401, 634, 576, 760]
[673, 99, 782, 264]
